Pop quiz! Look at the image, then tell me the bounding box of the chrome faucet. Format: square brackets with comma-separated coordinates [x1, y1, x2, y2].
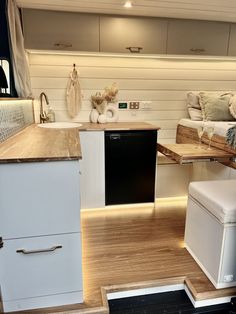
[39, 92, 49, 123]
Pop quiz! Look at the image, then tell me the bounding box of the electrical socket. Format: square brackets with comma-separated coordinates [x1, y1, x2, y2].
[140, 101, 152, 110]
[129, 101, 140, 109]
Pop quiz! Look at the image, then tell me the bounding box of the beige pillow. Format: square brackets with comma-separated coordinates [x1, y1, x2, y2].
[188, 107, 202, 120]
[229, 95, 236, 119]
[186, 92, 201, 109]
[199, 92, 234, 121]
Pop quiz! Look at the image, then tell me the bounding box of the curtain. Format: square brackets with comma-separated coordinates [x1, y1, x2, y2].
[7, 0, 32, 98]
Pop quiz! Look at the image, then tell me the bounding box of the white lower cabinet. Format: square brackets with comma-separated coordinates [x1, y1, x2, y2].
[0, 160, 83, 312]
[0, 161, 81, 239]
[79, 131, 105, 209]
[0, 233, 83, 312]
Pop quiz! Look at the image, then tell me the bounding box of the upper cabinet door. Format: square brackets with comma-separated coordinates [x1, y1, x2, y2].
[228, 24, 236, 56]
[100, 16, 168, 54]
[22, 9, 99, 51]
[167, 19, 230, 56]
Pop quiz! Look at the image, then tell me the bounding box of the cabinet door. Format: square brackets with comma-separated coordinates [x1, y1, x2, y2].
[100, 16, 167, 54]
[23, 9, 99, 51]
[228, 24, 236, 56]
[0, 161, 81, 239]
[0, 233, 82, 310]
[167, 19, 230, 56]
[79, 131, 105, 209]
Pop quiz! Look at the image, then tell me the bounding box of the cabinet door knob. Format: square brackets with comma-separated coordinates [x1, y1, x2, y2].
[126, 47, 143, 53]
[190, 48, 205, 53]
[16, 245, 62, 255]
[0, 237, 3, 249]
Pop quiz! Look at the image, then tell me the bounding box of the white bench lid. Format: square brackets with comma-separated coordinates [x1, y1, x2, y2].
[189, 180, 236, 224]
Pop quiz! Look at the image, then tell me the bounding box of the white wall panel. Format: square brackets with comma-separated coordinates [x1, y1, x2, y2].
[29, 52, 236, 144]
[29, 52, 236, 198]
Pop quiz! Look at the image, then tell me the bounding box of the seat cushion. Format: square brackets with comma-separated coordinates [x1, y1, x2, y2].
[189, 180, 236, 224]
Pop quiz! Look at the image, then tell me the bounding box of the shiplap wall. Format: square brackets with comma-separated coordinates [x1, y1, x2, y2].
[28, 52, 236, 197]
[29, 52, 236, 144]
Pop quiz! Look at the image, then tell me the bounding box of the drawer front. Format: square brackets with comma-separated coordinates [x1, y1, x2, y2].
[0, 161, 81, 239]
[0, 233, 82, 301]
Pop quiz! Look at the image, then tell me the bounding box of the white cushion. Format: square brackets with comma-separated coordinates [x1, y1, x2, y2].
[189, 180, 236, 224]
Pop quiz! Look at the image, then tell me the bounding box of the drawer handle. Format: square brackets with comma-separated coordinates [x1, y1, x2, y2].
[126, 47, 143, 53]
[16, 245, 62, 255]
[190, 48, 205, 53]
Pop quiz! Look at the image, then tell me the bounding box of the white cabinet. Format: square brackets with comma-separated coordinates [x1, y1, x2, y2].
[0, 161, 81, 239]
[0, 160, 83, 312]
[23, 9, 99, 51]
[167, 19, 230, 56]
[0, 233, 82, 312]
[79, 131, 105, 209]
[100, 16, 167, 54]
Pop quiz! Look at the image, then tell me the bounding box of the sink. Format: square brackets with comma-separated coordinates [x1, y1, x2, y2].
[38, 122, 82, 129]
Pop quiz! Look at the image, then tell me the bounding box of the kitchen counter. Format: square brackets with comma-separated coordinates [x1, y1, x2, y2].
[78, 122, 160, 131]
[0, 124, 82, 163]
[0, 122, 159, 163]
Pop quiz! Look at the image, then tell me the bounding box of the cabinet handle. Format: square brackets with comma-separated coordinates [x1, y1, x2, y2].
[126, 47, 143, 53]
[0, 237, 3, 249]
[190, 48, 205, 53]
[54, 42, 72, 48]
[16, 245, 62, 255]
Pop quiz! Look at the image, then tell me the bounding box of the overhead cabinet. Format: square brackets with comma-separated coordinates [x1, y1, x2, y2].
[22, 9, 234, 57]
[22, 9, 99, 51]
[100, 16, 167, 54]
[167, 19, 230, 56]
[228, 24, 236, 56]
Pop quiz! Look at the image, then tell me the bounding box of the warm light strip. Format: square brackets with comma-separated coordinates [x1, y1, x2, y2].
[124, 1, 132, 8]
[26, 50, 236, 61]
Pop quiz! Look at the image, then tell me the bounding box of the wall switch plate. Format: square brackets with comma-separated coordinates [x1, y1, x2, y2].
[118, 102, 128, 109]
[129, 101, 140, 109]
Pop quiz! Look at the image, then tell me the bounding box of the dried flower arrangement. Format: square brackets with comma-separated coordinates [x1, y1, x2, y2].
[90, 83, 119, 124]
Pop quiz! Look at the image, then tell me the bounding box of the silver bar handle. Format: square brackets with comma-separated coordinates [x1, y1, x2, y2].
[16, 245, 62, 255]
[190, 48, 205, 53]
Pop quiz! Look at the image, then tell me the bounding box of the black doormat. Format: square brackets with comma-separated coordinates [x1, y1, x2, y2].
[109, 290, 234, 314]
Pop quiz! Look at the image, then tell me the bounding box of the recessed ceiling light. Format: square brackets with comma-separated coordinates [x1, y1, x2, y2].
[124, 1, 132, 8]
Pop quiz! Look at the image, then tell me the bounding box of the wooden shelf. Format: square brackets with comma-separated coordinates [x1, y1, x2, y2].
[157, 143, 235, 164]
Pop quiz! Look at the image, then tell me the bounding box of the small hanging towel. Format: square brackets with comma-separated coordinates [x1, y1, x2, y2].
[66, 66, 82, 118]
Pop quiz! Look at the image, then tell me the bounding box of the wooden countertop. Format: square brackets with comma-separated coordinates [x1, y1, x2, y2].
[0, 124, 82, 163]
[157, 143, 234, 164]
[78, 122, 160, 131]
[0, 122, 159, 163]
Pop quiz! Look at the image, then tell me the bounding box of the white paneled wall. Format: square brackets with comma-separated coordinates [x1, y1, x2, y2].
[29, 52, 236, 144]
[28, 52, 236, 197]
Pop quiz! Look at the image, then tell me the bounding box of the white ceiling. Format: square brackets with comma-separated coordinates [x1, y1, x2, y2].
[16, 0, 236, 23]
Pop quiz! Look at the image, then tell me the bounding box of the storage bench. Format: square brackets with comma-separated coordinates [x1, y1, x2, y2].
[184, 180, 236, 289]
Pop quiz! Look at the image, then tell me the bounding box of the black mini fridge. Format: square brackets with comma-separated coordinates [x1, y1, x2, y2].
[105, 130, 157, 205]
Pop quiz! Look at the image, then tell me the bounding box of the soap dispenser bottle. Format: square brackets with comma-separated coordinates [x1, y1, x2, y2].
[47, 106, 56, 122]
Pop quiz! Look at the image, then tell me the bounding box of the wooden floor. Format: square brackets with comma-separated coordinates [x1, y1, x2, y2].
[5, 198, 236, 313]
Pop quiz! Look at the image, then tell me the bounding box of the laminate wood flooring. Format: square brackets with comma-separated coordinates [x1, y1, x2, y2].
[4, 199, 236, 314]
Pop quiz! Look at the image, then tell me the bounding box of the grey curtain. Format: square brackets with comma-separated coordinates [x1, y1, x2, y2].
[7, 0, 32, 98]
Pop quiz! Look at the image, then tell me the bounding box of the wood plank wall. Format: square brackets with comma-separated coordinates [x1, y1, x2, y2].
[28, 52, 236, 144]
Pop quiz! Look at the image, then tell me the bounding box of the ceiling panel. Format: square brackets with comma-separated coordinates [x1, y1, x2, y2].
[16, 0, 236, 23]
